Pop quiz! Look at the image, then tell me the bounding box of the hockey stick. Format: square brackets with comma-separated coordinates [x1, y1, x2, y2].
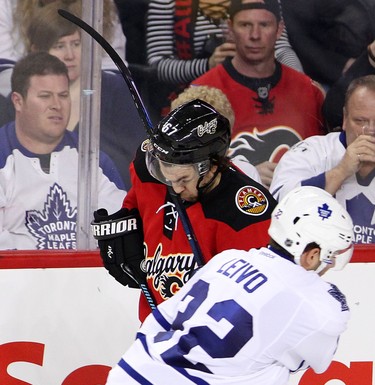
[167, 187, 205, 268]
[58, 9, 157, 311]
[57, 9, 154, 136]
[58, 8, 206, 304]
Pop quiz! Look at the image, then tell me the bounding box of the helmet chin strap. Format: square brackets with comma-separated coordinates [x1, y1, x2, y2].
[314, 261, 331, 275]
[314, 254, 335, 274]
[197, 162, 223, 198]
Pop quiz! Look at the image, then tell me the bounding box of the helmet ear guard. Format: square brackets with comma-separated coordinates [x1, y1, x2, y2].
[268, 186, 354, 272]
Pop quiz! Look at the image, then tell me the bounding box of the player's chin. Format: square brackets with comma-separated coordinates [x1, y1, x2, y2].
[181, 194, 198, 203]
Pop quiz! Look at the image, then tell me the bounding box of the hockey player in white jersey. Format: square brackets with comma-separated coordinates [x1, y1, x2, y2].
[104, 186, 354, 385]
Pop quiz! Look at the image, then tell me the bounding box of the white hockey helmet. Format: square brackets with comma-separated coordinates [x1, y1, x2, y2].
[268, 186, 354, 273]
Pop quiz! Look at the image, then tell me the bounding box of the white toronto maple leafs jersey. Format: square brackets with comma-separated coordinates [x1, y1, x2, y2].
[105, 247, 350, 385]
[270, 131, 375, 244]
[0, 122, 126, 250]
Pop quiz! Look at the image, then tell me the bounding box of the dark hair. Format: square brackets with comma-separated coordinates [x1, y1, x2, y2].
[229, 0, 281, 21]
[268, 239, 320, 260]
[344, 75, 375, 110]
[11, 52, 69, 97]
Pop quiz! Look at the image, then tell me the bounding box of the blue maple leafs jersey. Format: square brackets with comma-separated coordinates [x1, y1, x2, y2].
[106, 247, 350, 385]
[0, 122, 126, 250]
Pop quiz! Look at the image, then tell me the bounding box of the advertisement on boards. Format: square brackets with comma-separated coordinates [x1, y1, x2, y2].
[0, 252, 373, 385]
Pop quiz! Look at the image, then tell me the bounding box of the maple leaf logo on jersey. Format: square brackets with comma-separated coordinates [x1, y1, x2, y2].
[25, 183, 77, 250]
[318, 203, 332, 221]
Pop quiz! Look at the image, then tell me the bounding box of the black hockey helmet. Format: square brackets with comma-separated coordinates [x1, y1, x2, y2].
[148, 99, 231, 164]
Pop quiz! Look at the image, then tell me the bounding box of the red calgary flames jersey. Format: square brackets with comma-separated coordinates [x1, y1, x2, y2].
[123, 142, 277, 321]
[193, 60, 325, 165]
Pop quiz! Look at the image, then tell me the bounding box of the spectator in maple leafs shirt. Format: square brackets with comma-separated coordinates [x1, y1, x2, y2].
[0, 51, 125, 250]
[270, 75, 375, 244]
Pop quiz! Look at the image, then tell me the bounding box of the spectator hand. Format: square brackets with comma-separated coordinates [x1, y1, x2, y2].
[256, 161, 277, 189]
[336, 134, 375, 179]
[208, 42, 236, 69]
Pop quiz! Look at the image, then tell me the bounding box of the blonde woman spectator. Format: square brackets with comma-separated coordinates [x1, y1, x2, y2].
[0, 0, 126, 70]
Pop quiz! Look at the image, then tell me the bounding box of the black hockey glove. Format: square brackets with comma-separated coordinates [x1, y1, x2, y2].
[91, 207, 145, 289]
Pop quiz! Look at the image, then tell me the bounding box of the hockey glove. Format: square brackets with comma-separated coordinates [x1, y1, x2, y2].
[91, 207, 145, 289]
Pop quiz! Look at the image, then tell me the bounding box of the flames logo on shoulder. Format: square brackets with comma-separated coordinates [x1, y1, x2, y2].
[235, 186, 269, 216]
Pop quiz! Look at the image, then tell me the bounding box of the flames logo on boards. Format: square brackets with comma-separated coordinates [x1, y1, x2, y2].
[236, 186, 269, 216]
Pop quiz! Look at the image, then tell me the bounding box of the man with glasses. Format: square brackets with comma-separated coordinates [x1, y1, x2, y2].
[270, 75, 375, 244]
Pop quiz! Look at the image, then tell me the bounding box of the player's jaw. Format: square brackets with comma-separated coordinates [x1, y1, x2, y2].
[171, 184, 199, 202]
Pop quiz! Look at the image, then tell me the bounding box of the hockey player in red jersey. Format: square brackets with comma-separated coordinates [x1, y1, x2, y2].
[104, 186, 354, 385]
[92, 99, 277, 321]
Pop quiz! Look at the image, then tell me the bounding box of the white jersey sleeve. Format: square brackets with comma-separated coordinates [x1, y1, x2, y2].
[288, 327, 340, 374]
[230, 155, 262, 184]
[270, 131, 375, 243]
[270, 132, 344, 200]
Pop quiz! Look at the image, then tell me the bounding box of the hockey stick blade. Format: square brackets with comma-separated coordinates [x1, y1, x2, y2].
[122, 263, 157, 311]
[58, 9, 154, 136]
